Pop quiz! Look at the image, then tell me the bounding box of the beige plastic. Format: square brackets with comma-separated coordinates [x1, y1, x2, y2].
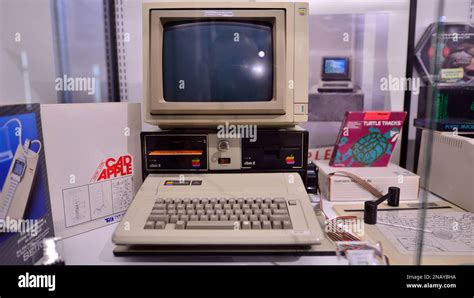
[112, 173, 323, 245]
[142, 2, 309, 128]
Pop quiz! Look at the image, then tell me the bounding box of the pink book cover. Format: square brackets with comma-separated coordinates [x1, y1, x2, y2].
[329, 111, 407, 167]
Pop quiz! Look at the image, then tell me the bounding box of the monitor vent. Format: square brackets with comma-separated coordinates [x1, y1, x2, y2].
[434, 134, 463, 149]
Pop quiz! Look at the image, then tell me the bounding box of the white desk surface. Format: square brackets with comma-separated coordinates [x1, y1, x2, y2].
[60, 190, 443, 265]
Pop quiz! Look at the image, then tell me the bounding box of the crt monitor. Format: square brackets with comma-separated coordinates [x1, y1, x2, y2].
[143, 2, 309, 128]
[321, 57, 351, 81]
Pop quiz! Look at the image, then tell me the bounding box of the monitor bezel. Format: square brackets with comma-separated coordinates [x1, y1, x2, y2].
[148, 9, 286, 115]
[321, 57, 351, 81]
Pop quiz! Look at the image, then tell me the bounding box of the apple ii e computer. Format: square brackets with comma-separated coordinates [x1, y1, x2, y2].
[318, 56, 354, 93]
[113, 2, 325, 253]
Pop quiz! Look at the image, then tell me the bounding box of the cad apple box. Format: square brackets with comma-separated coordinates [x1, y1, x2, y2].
[41, 103, 142, 238]
[329, 111, 407, 167]
[0, 104, 55, 265]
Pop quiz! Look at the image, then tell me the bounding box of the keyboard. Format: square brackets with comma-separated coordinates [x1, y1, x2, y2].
[113, 173, 324, 246]
[144, 196, 294, 230]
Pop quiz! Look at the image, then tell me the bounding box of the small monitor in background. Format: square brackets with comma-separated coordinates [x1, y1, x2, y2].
[321, 57, 350, 81]
[318, 57, 354, 93]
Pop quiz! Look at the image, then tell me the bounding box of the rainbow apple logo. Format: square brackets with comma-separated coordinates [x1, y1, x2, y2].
[191, 158, 201, 168]
[285, 155, 295, 165]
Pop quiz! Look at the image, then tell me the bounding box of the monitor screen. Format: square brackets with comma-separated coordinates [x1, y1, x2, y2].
[162, 21, 274, 102]
[323, 58, 348, 75]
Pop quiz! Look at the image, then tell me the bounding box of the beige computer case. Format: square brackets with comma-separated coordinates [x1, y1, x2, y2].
[142, 2, 309, 128]
[418, 130, 474, 212]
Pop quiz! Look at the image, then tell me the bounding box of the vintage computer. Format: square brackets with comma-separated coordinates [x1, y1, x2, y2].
[113, 1, 324, 252]
[317, 56, 354, 93]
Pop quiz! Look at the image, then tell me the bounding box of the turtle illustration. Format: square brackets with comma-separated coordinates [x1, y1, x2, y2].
[335, 127, 400, 166]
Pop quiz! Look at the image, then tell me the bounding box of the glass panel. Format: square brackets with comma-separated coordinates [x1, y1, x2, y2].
[0, 0, 115, 104]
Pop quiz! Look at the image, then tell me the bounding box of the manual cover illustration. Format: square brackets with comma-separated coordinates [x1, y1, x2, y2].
[329, 111, 407, 167]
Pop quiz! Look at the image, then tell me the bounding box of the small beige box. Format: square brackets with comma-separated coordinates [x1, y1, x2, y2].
[316, 160, 420, 201]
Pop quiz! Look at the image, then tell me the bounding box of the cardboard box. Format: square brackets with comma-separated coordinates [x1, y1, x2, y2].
[316, 160, 420, 201]
[41, 103, 142, 238]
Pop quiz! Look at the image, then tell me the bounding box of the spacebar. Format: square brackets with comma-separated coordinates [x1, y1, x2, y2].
[186, 221, 236, 230]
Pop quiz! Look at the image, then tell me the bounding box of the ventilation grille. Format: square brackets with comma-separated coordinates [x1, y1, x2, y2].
[434, 133, 463, 149]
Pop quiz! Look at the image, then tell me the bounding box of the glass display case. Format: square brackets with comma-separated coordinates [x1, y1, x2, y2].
[0, 0, 472, 268]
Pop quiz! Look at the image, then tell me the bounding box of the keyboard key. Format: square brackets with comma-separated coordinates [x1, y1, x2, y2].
[249, 215, 258, 222]
[170, 215, 179, 224]
[229, 215, 238, 221]
[154, 204, 166, 210]
[270, 215, 290, 221]
[232, 204, 240, 209]
[190, 215, 199, 221]
[270, 204, 277, 210]
[167, 204, 176, 209]
[244, 209, 252, 216]
[273, 209, 288, 215]
[186, 209, 196, 215]
[261, 203, 269, 209]
[175, 221, 185, 229]
[186, 221, 236, 230]
[262, 221, 272, 229]
[205, 204, 213, 210]
[180, 215, 189, 222]
[215, 209, 223, 215]
[220, 215, 229, 221]
[210, 215, 219, 221]
[149, 214, 166, 222]
[252, 221, 261, 229]
[214, 204, 222, 209]
[196, 210, 205, 215]
[155, 221, 166, 229]
[156, 199, 165, 204]
[274, 197, 285, 204]
[196, 204, 204, 210]
[251, 204, 260, 209]
[240, 215, 248, 221]
[225, 209, 233, 215]
[283, 220, 292, 229]
[206, 209, 214, 215]
[253, 209, 262, 215]
[177, 204, 185, 210]
[167, 210, 177, 215]
[263, 209, 271, 216]
[200, 215, 209, 221]
[241, 221, 251, 230]
[177, 210, 185, 215]
[144, 221, 154, 229]
[272, 221, 282, 229]
[151, 209, 166, 215]
[234, 210, 243, 216]
[260, 215, 268, 221]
